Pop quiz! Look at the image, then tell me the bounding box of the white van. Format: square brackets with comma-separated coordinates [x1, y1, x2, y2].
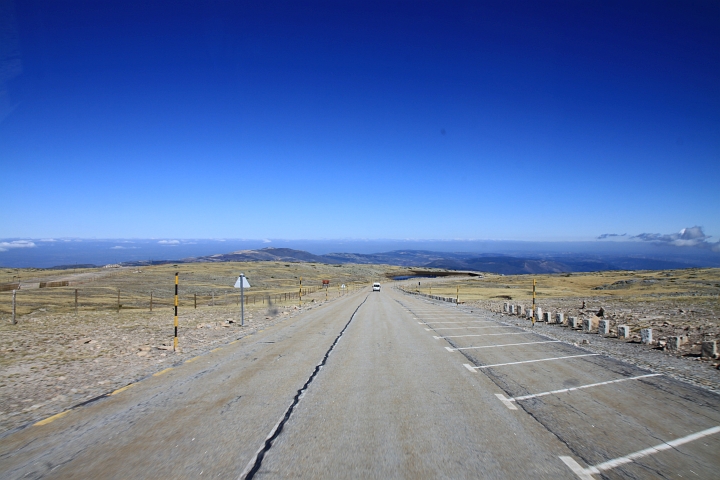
[372, 282, 381, 292]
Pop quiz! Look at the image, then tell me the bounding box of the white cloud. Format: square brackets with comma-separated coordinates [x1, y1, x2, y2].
[111, 246, 137, 249]
[262, 239, 272, 243]
[0, 240, 36, 252]
[158, 240, 181, 245]
[633, 226, 717, 249]
[39, 238, 57, 242]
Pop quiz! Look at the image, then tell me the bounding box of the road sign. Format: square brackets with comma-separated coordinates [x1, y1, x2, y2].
[341, 284, 346, 289]
[233, 274, 251, 326]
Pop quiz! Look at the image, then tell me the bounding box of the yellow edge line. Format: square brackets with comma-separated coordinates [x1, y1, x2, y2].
[230, 340, 239, 345]
[111, 384, 134, 395]
[34, 410, 70, 426]
[185, 356, 201, 363]
[211, 347, 222, 353]
[153, 367, 174, 377]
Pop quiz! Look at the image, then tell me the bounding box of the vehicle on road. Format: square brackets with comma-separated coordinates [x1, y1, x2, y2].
[372, 282, 381, 292]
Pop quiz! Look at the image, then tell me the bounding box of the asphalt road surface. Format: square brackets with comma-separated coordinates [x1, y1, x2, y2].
[1, 286, 719, 479]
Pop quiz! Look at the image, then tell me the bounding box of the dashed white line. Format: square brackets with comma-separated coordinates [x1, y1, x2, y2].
[446, 340, 560, 352]
[560, 426, 720, 478]
[466, 354, 601, 369]
[494, 394, 518, 410]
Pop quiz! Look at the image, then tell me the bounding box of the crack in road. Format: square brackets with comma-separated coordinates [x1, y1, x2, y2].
[239, 294, 370, 480]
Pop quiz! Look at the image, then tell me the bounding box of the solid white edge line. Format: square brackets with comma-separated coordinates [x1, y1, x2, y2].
[560, 426, 720, 478]
[495, 394, 518, 410]
[455, 340, 561, 351]
[511, 374, 662, 401]
[445, 346, 455, 352]
[463, 363, 477, 373]
[433, 336, 440, 340]
[432, 326, 515, 330]
[474, 354, 600, 369]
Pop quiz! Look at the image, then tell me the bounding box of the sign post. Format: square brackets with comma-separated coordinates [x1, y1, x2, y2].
[234, 274, 251, 326]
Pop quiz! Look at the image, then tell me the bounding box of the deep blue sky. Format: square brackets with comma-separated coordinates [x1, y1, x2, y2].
[1, 1, 718, 241]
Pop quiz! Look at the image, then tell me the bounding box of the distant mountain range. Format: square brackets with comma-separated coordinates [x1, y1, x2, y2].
[116, 247, 696, 274]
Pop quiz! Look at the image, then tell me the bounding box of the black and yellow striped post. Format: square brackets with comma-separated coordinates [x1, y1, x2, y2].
[173, 272, 179, 351]
[299, 277, 302, 306]
[456, 285, 459, 305]
[531, 278, 536, 327]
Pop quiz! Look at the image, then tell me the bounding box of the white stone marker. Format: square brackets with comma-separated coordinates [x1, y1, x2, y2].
[618, 325, 630, 339]
[702, 340, 718, 359]
[543, 311, 551, 323]
[598, 319, 610, 335]
[667, 336, 689, 351]
[509, 304, 516, 314]
[583, 317, 598, 332]
[555, 312, 564, 325]
[503, 302, 509, 313]
[516, 305, 524, 316]
[641, 328, 653, 344]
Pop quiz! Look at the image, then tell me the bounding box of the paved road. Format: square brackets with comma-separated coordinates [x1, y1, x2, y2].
[1, 286, 719, 479]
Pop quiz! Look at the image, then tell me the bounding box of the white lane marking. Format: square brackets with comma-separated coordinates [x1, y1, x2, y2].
[447, 340, 560, 352]
[495, 394, 518, 410]
[435, 332, 528, 339]
[508, 374, 662, 402]
[417, 321, 495, 325]
[472, 354, 600, 369]
[431, 325, 514, 331]
[463, 363, 476, 372]
[559, 457, 594, 480]
[445, 347, 454, 352]
[560, 426, 720, 479]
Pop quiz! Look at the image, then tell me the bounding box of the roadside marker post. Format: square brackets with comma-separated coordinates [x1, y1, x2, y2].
[173, 273, 179, 351]
[234, 274, 251, 326]
[299, 277, 302, 306]
[532, 279, 536, 327]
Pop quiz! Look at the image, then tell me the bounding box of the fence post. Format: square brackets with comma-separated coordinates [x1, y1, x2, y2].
[117, 289, 120, 312]
[75, 289, 78, 315]
[11, 289, 17, 324]
[194, 293, 197, 309]
[150, 291, 153, 312]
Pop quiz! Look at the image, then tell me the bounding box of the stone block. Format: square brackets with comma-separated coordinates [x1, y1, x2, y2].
[503, 302, 509, 313]
[702, 340, 718, 359]
[543, 311, 551, 323]
[568, 316, 580, 329]
[618, 325, 630, 339]
[555, 312, 565, 325]
[641, 328, 653, 344]
[598, 319, 610, 335]
[667, 336, 689, 351]
[516, 305, 524, 316]
[536, 307, 543, 321]
[509, 305, 516, 314]
[583, 317, 598, 332]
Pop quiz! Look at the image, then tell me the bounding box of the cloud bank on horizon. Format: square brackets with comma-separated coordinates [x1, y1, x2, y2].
[600, 226, 720, 251]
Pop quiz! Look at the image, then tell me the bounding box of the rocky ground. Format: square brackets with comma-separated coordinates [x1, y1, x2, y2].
[0, 297, 331, 436]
